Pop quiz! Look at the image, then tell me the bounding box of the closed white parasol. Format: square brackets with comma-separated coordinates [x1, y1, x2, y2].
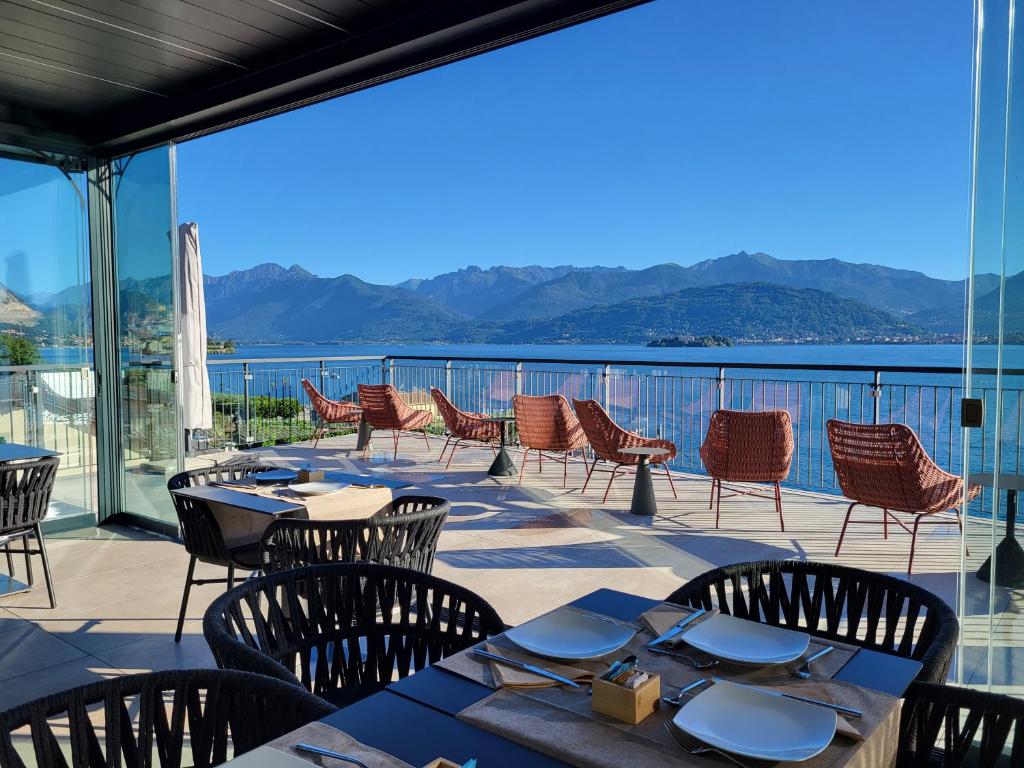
[177, 222, 213, 431]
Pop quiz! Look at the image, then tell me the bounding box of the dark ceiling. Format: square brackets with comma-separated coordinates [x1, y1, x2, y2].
[0, 0, 647, 157]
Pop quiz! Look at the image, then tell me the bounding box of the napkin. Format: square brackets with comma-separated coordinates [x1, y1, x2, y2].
[640, 607, 705, 648]
[768, 682, 863, 742]
[483, 643, 596, 689]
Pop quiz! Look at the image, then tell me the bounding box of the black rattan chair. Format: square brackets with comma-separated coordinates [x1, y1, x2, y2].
[665, 560, 958, 684]
[0, 669, 334, 768]
[258, 495, 449, 574]
[203, 562, 504, 707]
[167, 460, 283, 643]
[898, 681, 1024, 767]
[0, 456, 59, 608]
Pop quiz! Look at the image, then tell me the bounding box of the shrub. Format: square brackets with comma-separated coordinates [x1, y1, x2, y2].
[212, 393, 301, 420]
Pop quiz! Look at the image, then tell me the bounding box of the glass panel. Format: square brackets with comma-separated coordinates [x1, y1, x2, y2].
[112, 145, 180, 526]
[0, 149, 96, 527]
[962, 0, 1024, 697]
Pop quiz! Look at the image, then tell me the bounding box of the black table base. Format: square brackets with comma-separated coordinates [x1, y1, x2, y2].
[355, 418, 373, 452]
[977, 488, 1024, 588]
[488, 420, 517, 477]
[630, 458, 657, 516]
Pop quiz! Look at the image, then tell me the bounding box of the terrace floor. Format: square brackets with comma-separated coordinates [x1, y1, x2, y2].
[0, 431, 1019, 714]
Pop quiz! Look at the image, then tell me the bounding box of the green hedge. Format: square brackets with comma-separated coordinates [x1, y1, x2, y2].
[212, 393, 302, 420]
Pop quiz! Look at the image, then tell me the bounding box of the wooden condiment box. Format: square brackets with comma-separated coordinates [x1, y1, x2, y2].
[423, 760, 460, 768]
[591, 672, 661, 725]
[296, 468, 324, 483]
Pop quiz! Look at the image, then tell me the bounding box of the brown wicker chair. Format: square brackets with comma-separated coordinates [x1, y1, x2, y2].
[430, 387, 500, 469]
[358, 383, 433, 459]
[700, 409, 794, 531]
[513, 394, 589, 486]
[827, 420, 980, 574]
[301, 378, 361, 447]
[573, 398, 677, 502]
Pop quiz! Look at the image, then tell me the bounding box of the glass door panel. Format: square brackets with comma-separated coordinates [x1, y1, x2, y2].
[111, 145, 180, 527]
[962, 0, 1024, 696]
[0, 148, 96, 529]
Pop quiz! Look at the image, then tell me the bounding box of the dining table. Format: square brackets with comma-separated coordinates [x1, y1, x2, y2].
[224, 587, 922, 768]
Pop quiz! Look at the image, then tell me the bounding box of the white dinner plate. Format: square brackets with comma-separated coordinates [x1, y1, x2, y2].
[288, 480, 350, 496]
[682, 613, 810, 665]
[505, 609, 635, 660]
[247, 469, 297, 483]
[673, 680, 836, 762]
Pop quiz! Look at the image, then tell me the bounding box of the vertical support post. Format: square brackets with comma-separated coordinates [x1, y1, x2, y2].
[319, 360, 327, 392]
[30, 372, 42, 447]
[602, 364, 611, 410]
[717, 367, 726, 411]
[445, 359, 453, 397]
[872, 370, 882, 424]
[388, 358, 395, 387]
[381, 358, 388, 385]
[514, 362, 523, 398]
[242, 362, 252, 444]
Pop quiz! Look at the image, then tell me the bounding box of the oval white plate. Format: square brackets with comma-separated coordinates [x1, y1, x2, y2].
[288, 480, 350, 496]
[674, 680, 836, 762]
[682, 613, 810, 665]
[247, 469, 297, 483]
[505, 609, 634, 660]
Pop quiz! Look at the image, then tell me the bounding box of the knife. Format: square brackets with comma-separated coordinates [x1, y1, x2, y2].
[711, 677, 863, 718]
[474, 648, 581, 688]
[646, 608, 706, 647]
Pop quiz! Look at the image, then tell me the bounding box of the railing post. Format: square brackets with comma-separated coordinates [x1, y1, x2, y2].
[514, 362, 523, 397]
[445, 359, 453, 397]
[319, 360, 327, 392]
[717, 366, 726, 411]
[602, 364, 611, 409]
[387, 358, 395, 387]
[242, 362, 252, 445]
[872, 370, 882, 424]
[29, 371, 42, 446]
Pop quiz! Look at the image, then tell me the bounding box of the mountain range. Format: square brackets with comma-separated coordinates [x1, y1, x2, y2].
[3, 251, 998, 345]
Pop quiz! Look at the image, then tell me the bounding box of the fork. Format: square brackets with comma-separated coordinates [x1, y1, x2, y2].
[647, 647, 719, 669]
[660, 677, 708, 706]
[790, 645, 834, 680]
[663, 723, 753, 768]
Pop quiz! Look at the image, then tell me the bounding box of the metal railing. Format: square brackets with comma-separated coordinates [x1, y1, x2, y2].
[7, 354, 1017, 507]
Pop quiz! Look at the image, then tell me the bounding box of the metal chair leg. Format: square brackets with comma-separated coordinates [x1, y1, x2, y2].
[518, 449, 530, 484]
[775, 482, 785, 532]
[883, 508, 889, 539]
[23, 532, 33, 586]
[227, 564, 236, 590]
[835, 502, 857, 557]
[602, 466, 619, 504]
[662, 464, 678, 499]
[445, 439, 462, 470]
[708, 479, 716, 510]
[715, 480, 722, 528]
[175, 555, 196, 643]
[908, 516, 922, 574]
[438, 435, 453, 464]
[33, 525, 54, 609]
[582, 457, 599, 494]
[4, 544, 13, 576]
[421, 429, 431, 451]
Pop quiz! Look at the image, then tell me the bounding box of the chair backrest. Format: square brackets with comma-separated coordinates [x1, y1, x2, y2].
[665, 560, 958, 684]
[0, 456, 59, 535]
[513, 394, 588, 452]
[827, 420, 948, 512]
[430, 387, 465, 433]
[358, 384, 413, 429]
[167, 460, 279, 560]
[259, 495, 450, 574]
[701, 409, 793, 482]
[898, 681, 1024, 767]
[204, 562, 505, 706]
[301, 377, 330, 417]
[0, 669, 334, 768]
[573, 398, 631, 462]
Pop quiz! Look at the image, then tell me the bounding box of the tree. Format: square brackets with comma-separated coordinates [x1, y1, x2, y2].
[0, 335, 41, 365]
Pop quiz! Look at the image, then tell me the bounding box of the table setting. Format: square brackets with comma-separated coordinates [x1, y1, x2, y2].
[433, 600, 899, 768]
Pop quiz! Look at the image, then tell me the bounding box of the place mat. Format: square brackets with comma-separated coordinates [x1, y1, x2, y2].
[482, 642, 598, 688]
[639, 605, 858, 684]
[225, 483, 393, 521]
[459, 678, 899, 768]
[266, 722, 414, 767]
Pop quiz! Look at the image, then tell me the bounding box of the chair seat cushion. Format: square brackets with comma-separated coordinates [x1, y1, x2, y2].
[227, 542, 262, 570]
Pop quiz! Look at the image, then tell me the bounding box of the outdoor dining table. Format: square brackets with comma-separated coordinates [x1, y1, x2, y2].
[229, 588, 921, 768]
[0, 442, 59, 463]
[486, 415, 517, 477]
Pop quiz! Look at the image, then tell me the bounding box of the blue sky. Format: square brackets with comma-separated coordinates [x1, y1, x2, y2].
[183, 1, 970, 285]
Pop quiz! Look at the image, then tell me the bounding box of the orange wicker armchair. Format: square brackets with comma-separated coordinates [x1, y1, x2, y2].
[357, 384, 433, 460]
[827, 419, 980, 574]
[301, 379, 362, 448]
[573, 398, 677, 503]
[700, 409, 794, 531]
[512, 394, 589, 486]
[430, 388, 500, 469]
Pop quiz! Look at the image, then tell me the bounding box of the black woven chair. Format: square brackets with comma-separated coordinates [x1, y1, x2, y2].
[665, 560, 958, 684]
[167, 460, 283, 642]
[259, 495, 449, 574]
[0, 669, 334, 768]
[203, 562, 504, 707]
[898, 681, 1024, 767]
[0, 456, 59, 608]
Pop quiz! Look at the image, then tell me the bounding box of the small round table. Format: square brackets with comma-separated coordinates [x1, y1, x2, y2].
[969, 472, 1024, 588]
[486, 416, 517, 477]
[620, 447, 662, 517]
